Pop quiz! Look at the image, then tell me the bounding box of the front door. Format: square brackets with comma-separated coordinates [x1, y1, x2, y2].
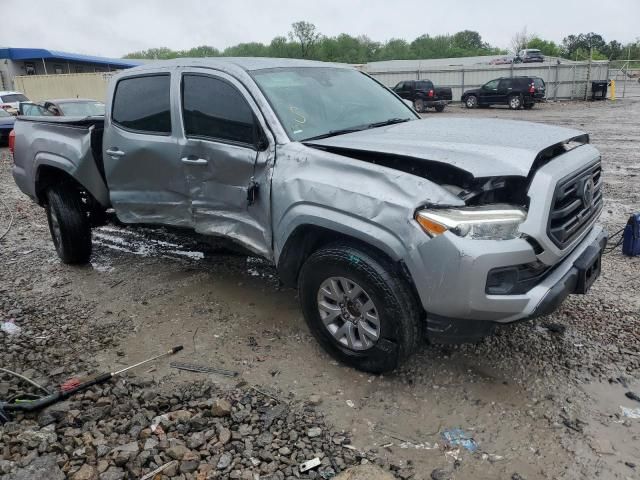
[104, 72, 192, 227]
[479, 79, 500, 105]
[178, 69, 274, 258]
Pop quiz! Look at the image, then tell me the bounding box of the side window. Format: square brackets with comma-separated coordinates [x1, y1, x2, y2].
[112, 75, 171, 134]
[182, 74, 256, 146]
[485, 79, 499, 90]
[498, 79, 512, 89]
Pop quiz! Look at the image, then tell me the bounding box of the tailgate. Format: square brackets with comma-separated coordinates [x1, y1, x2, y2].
[434, 87, 453, 101]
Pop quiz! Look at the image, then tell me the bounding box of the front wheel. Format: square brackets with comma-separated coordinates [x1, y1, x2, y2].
[298, 243, 422, 373]
[508, 94, 523, 110]
[434, 104, 446, 112]
[45, 185, 92, 264]
[465, 95, 478, 108]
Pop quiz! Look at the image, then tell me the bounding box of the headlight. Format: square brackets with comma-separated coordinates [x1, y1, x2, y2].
[415, 205, 527, 240]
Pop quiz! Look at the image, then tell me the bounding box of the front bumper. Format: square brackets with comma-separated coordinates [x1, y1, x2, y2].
[406, 224, 606, 341]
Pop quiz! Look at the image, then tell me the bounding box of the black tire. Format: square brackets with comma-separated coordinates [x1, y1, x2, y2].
[298, 243, 422, 373]
[434, 104, 446, 112]
[508, 94, 523, 110]
[413, 99, 425, 113]
[45, 185, 92, 264]
[465, 95, 478, 108]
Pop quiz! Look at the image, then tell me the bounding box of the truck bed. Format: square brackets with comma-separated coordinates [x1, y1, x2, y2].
[11, 116, 110, 206]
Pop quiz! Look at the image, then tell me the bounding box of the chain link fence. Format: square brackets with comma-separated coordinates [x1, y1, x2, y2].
[608, 60, 640, 98]
[365, 60, 611, 102]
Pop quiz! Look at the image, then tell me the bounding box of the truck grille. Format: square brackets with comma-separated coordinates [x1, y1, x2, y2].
[548, 161, 602, 248]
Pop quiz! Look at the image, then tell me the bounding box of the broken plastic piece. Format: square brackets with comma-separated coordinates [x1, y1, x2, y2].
[300, 457, 322, 472]
[441, 428, 478, 452]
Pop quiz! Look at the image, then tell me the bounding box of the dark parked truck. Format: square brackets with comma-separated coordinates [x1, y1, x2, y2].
[12, 58, 606, 373]
[392, 80, 453, 112]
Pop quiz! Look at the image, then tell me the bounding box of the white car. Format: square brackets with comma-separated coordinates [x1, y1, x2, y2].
[0, 91, 30, 114]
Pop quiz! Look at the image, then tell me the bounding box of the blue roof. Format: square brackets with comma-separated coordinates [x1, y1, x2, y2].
[0, 48, 141, 68]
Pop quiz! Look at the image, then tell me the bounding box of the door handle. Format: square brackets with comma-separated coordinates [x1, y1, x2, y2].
[106, 148, 125, 158]
[181, 157, 208, 166]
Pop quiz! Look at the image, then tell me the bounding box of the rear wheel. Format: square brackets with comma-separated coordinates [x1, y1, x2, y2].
[298, 243, 422, 373]
[45, 185, 92, 264]
[413, 99, 425, 113]
[465, 95, 478, 108]
[508, 94, 523, 110]
[434, 104, 446, 112]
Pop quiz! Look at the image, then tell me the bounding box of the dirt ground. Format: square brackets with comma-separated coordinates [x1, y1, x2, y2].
[1, 98, 639, 480]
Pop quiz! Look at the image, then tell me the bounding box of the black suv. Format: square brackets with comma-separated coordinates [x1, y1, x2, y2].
[392, 80, 453, 113]
[461, 76, 546, 110]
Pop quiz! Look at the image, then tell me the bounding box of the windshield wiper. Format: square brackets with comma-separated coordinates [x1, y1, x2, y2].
[302, 126, 367, 142]
[302, 118, 412, 142]
[367, 117, 412, 129]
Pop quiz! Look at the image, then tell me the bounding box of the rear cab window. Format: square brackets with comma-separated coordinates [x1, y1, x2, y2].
[416, 81, 433, 91]
[112, 74, 171, 134]
[1, 94, 29, 103]
[181, 74, 258, 147]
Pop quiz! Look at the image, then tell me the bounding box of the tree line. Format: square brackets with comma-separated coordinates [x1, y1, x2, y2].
[124, 21, 640, 63]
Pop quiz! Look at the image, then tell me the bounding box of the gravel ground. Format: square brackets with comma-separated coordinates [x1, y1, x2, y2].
[1, 98, 639, 480]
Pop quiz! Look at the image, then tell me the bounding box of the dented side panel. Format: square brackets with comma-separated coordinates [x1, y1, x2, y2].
[271, 142, 464, 264]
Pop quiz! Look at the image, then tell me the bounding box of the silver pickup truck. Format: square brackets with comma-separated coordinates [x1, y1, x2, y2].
[11, 58, 606, 372]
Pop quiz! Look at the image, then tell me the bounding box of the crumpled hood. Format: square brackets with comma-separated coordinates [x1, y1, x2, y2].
[306, 117, 588, 178]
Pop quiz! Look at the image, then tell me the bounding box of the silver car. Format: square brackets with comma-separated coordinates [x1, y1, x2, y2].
[11, 58, 606, 372]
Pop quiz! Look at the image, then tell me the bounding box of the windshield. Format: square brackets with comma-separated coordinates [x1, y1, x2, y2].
[251, 67, 417, 141]
[58, 101, 105, 116]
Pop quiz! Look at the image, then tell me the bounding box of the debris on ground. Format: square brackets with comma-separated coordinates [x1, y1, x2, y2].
[441, 428, 478, 453]
[620, 406, 640, 419]
[624, 391, 640, 403]
[169, 360, 238, 377]
[0, 321, 21, 336]
[300, 457, 322, 472]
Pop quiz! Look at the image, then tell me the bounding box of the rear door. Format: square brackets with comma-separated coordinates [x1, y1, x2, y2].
[103, 72, 192, 227]
[496, 78, 513, 104]
[178, 69, 274, 257]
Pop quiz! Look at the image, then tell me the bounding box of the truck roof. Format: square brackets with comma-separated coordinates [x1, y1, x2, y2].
[121, 57, 350, 74]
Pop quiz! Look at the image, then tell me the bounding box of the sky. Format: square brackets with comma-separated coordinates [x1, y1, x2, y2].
[5, 0, 639, 58]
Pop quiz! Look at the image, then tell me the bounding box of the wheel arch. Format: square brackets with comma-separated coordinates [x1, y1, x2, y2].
[276, 222, 418, 299]
[34, 152, 110, 207]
